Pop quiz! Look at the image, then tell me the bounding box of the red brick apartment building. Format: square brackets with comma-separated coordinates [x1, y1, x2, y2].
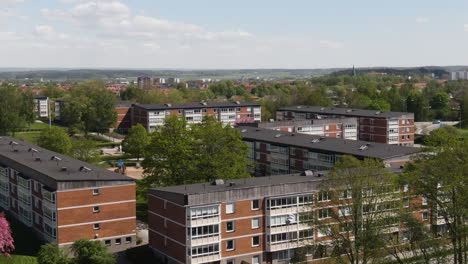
[131, 102, 261, 132]
[238, 126, 420, 176]
[242, 118, 358, 140]
[0, 137, 136, 252]
[276, 106, 415, 146]
[114, 101, 133, 133]
[148, 172, 432, 264]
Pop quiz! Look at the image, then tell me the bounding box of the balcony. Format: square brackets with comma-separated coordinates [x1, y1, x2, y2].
[188, 253, 221, 264]
[267, 205, 311, 217]
[266, 238, 313, 252]
[187, 215, 220, 227]
[187, 235, 220, 247]
[267, 223, 312, 235]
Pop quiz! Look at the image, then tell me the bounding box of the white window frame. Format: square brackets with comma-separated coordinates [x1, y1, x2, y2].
[226, 203, 235, 214]
[252, 217, 260, 229]
[226, 221, 235, 232]
[252, 236, 260, 247]
[226, 239, 235, 251]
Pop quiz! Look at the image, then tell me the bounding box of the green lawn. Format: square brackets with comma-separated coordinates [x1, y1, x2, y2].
[0, 214, 41, 263]
[14, 132, 41, 144]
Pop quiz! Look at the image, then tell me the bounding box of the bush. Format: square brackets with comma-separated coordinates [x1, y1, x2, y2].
[125, 246, 160, 264]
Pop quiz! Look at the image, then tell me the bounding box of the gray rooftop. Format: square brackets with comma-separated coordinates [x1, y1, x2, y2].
[238, 126, 420, 160]
[0, 137, 133, 190]
[133, 101, 260, 110]
[278, 105, 414, 119]
[244, 117, 358, 129]
[150, 173, 326, 206]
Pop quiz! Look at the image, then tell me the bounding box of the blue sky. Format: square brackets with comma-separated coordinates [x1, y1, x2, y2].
[1, 0, 468, 68]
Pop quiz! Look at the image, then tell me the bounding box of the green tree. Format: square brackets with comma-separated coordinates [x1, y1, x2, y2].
[120, 85, 144, 101]
[37, 127, 72, 154]
[142, 116, 250, 188]
[37, 243, 69, 264]
[406, 92, 430, 121]
[42, 86, 65, 99]
[122, 124, 149, 161]
[191, 117, 250, 183]
[424, 126, 463, 148]
[71, 239, 115, 264]
[430, 92, 450, 110]
[62, 81, 117, 134]
[405, 140, 468, 264]
[309, 156, 399, 264]
[70, 139, 99, 162]
[0, 84, 35, 135]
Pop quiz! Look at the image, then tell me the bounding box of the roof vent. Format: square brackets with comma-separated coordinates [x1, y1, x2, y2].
[61, 167, 67, 172]
[79, 166, 92, 172]
[28, 148, 38, 153]
[291, 133, 296, 136]
[346, 109, 353, 113]
[241, 129, 247, 133]
[302, 170, 314, 176]
[50, 156, 62, 161]
[359, 145, 368, 151]
[274, 134, 282, 138]
[317, 172, 325, 177]
[165, 103, 172, 107]
[35, 157, 41, 162]
[229, 182, 236, 187]
[13, 149, 18, 152]
[375, 111, 381, 115]
[311, 138, 320, 143]
[320, 107, 325, 111]
[319, 137, 325, 140]
[9, 141, 18, 146]
[212, 179, 225, 186]
[235, 101, 240, 105]
[201, 102, 207, 106]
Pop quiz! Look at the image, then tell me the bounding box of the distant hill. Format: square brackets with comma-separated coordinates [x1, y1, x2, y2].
[330, 66, 450, 78]
[0, 68, 344, 81]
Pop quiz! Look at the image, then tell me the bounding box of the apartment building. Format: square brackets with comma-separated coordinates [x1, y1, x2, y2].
[148, 172, 429, 264]
[137, 76, 152, 90]
[238, 126, 420, 176]
[54, 99, 66, 121]
[277, 106, 415, 146]
[132, 102, 261, 132]
[242, 118, 358, 140]
[0, 137, 136, 252]
[34, 96, 49, 119]
[114, 101, 132, 133]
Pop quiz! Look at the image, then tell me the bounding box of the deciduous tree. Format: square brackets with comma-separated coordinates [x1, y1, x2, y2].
[71, 239, 115, 264]
[0, 212, 14, 257]
[37, 127, 72, 154]
[122, 124, 149, 161]
[0, 84, 35, 136]
[37, 243, 69, 264]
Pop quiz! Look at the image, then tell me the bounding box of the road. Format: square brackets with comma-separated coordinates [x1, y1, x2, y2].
[414, 121, 459, 135]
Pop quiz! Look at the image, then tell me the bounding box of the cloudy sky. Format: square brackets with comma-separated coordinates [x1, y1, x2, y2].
[1, 0, 468, 69]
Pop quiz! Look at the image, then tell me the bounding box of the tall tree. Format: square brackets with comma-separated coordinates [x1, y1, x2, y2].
[71, 239, 115, 264]
[70, 139, 99, 163]
[0, 212, 14, 257]
[0, 84, 35, 136]
[406, 92, 430, 121]
[310, 156, 399, 264]
[37, 127, 72, 154]
[62, 80, 117, 134]
[122, 124, 149, 161]
[405, 140, 468, 264]
[142, 116, 250, 188]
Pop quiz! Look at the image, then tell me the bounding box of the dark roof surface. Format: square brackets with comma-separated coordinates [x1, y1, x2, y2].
[133, 101, 260, 110]
[150, 173, 325, 196]
[238, 126, 420, 159]
[278, 105, 414, 119]
[0, 137, 133, 183]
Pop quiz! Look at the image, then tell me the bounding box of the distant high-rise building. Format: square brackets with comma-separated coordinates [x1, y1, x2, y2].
[450, 71, 468, 81]
[137, 76, 151, 90]
[153, 78, 166, 85]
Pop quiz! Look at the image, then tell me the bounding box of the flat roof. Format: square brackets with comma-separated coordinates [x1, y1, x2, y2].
[150, 173, 324, 196]
[238, 126, 420, 160]
[133, 101, 260, 110]
[248, 117, 358, 129]
[278, 105, 414, 119]
[0, 137, 134, 184]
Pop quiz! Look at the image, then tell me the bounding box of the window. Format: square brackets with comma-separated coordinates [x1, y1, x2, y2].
[325, 125, 329, 130]
[252, 255, 260, 264]
[189, 205, 219, 220]
[422, 197, 428, 205]
[226, 203, 235, 214]
[125, 237, 132, 244]
[227, 259, 235, 264]
[226, 221, 235, 232]
[93, 206, 100, 213]
[252, 217, 260, 229]
[115, 238, 121, 245]
[252, 199, 260, 210]
[339, 190, 352, 200]
[318, 208, 332, 219]
[190, 224, 219, 239]
[93, 189, 100, 196]
[403, 184, 409, 192]
[339, 206, 352, 217]
[252, 236, 260, 247]
[404, 198, 410, 208]
[226, 240, 235, 251]
[317, 191, 331, 202]
[93, 223, 100, 230]
[190, 243, 220, 258]
[105, 240, 111, 247]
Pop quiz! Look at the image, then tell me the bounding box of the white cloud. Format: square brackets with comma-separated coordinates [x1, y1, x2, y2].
[416, 17, 429, 23]
[319, 39, 344, 49]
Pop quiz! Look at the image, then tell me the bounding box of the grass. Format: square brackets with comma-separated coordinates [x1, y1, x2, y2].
[0, 214, 41, 264]
[14, 132, 41, 144]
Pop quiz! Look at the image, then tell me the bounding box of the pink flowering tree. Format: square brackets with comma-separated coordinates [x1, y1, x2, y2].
[0, 212, 14, 257]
